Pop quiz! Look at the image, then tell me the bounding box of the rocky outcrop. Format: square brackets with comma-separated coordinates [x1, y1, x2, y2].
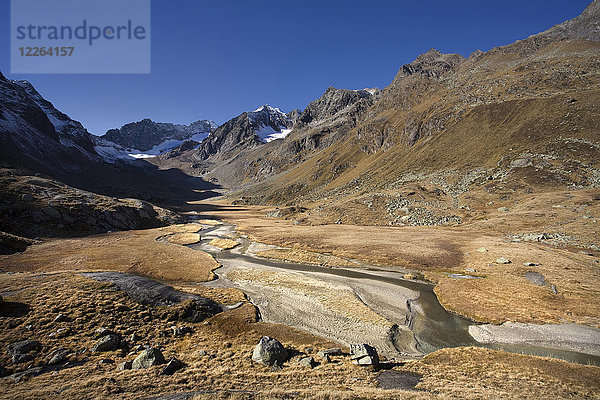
[297, 87, 375, 126]
[397, 49, 465, 79]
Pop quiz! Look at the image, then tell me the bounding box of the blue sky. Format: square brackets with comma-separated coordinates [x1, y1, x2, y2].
[0, 0, 592, 136]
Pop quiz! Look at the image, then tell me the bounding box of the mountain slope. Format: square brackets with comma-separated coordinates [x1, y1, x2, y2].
[220, 1, 600, 230]
[0, 72, 217, 212]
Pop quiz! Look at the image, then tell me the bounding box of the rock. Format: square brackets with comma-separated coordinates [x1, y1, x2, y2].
[8, 339, 42, 362]
[251, 336, 288, 366]
[117, 360, 133, 371]
[496, 257, 511, 264]
[53, 313, 68, 323]
[524, 272, 546, 286]
[160, 357, 185, 375]
[129, 333, 141, 342]
[91, 334, 120, 352]
[497, 207, 510, 212]
[99, 358, 114, 365]
[465, 268, 477, 273]
[132, 347, 166, 369]
[298, 356, 317, 368]
[11, 353, 31, 364]
[550, 284, 558, 295]
[317, 348, 342, 358]
[350, 344, 379, 366]
[48, 348, 71, 365]
[523, 262, 539, 267]
[6, 366, 43, 383]
[476, 247, 488, 253]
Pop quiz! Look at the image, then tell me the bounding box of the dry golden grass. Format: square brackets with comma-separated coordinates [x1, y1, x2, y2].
[196, 219, 223, 226]
[0, 226, 219, 283]
[1, 272, 597, 399]
[196, 198, 600, 326]
[404, 346, 600, 399]
[165, 232, 202, 245]
[255, 248, 360, 268]
[209, 238, 240, 250]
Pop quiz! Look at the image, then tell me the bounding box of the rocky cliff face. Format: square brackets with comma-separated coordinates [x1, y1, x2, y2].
[102, 118, 216, 152]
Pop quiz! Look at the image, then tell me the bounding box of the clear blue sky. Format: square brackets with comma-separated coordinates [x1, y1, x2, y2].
[0, 0, 592, 136]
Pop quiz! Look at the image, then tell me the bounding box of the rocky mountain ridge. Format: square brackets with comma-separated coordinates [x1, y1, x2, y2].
[101, 118, 217, 153]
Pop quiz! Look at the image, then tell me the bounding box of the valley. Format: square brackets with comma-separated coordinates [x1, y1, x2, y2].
[1, 1, 600, 398]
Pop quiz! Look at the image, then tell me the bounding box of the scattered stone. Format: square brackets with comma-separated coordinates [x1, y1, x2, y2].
[523, 262, 539, 267]
[53, 313, 68, 322]
[465, 268, 477, 273]
[350, 344, 379, 366]
[252, 336, 288, 366]
[496, 257, 511, 264]
[524, 272, 547, 286]
[48, 328, 71, 338]
[48, 348, 71, 365]
[99, 358, 114, 365]
[476, 247, 488, 253]
[132, 347, 166, 369]
[497, 207, 510, 212]
[130, 333, 140, 342]
[197, 350, 208, 357]
[161, 357, 185, 375]
[298, 356, 317, 368]
[91, 334, 120, 353]
[117, 360, 133, 371]
[550, 284, 558, 295]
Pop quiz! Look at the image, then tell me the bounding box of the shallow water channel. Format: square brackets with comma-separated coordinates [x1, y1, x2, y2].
[187, 222, 600, 366]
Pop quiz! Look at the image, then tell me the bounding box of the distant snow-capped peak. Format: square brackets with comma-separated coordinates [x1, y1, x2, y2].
[248, 104, 295, 143]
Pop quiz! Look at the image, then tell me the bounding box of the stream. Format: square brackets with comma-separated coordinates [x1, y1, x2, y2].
[185, 221, 600, 366]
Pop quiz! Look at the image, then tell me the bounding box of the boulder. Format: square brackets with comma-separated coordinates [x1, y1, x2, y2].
[91, 334, 120, 352]
[298, 356, 317, 368]
[350, 344, 379, 366]
[160, 357, 185, 375]
[132, 347, 166, 369]
[251, 336, 288, 366]
[496, 257, 511, 264]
